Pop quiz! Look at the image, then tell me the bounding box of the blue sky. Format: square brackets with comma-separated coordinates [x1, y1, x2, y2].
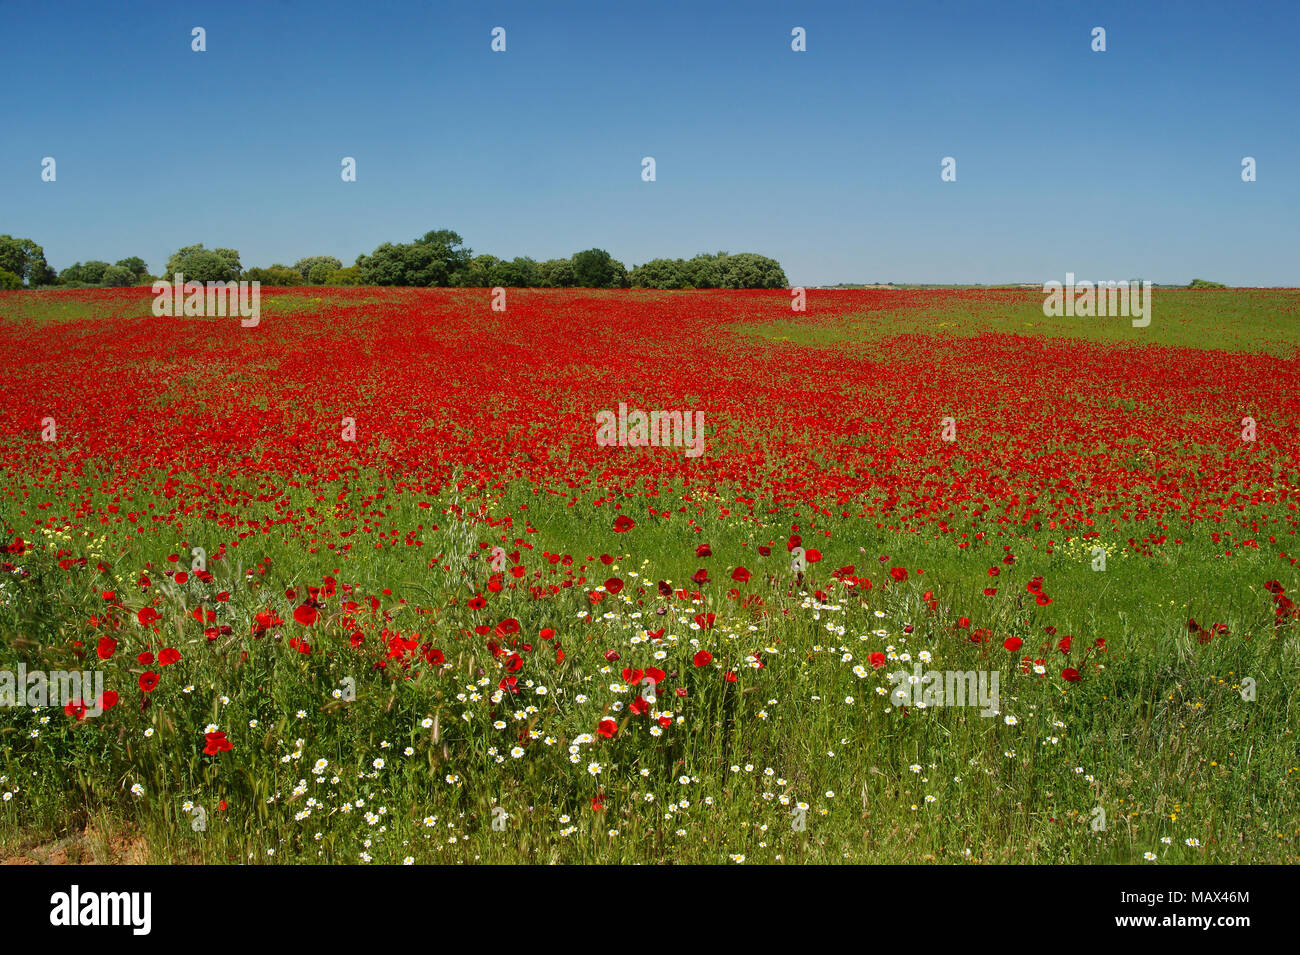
[2, 0, 1296, 285]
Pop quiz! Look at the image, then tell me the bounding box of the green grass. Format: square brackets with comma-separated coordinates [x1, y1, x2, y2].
[735, 289, 1300, 355]
[0, 467, 1295, 864]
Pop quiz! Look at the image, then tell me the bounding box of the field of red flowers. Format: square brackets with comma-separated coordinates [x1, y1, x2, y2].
[1, 286, 1297, 864]
[6, 286, 1300, 530]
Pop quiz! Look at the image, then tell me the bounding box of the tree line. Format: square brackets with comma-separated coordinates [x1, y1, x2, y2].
[0, 231, 788, 290]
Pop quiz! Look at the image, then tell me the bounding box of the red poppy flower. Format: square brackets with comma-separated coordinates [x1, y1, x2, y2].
[1061, 668, 1081, 683]
[294, 604, 319, 626]
[868, 651, 886, 668]
[596, 718, 618, 738]
[158, 647, 181, 665]
[613, 515, 636, 533]
[731, 566, 751, 583]
[136, 607, 159, 626]
[691, 568, 710, 584]
[97, 636, 117, 660]
[696, 544, 712, 557]
[603, 578, 623, 595]
[1003, 636, 1023, 652]
[64, 699, 87, 720]
[98, 690, 119, 710]
[804, 548, 822, 563]
[138, 671, 160, 692]
[203, 730, 234, 755]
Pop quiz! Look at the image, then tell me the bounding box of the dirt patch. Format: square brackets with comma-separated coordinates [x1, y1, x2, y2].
[2, 825, 150, 865]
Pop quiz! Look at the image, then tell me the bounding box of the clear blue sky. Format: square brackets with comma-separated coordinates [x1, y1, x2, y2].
[3, 0, 1296, 285]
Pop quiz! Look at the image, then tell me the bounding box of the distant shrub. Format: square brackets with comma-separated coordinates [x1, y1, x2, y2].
[0, 268, 22, 290]
[295, 256, 343, 283]
[244, 266, 303, 286]
[1188, 279, 1227, 289]
[325, 266, 364, 286]
[101, 265, 138, 287]
[630, 258, 689, 288]
[537, 258, 575, 288]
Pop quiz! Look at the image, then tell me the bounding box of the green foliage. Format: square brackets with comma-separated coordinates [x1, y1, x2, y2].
[492, 256, 540, 288]
[537, 258, 575, 288]
[164, 244, 241, 283]
[629, 253, 786, 289]
[570, 248, 628, 289]
[5, 230, 788, 292]
[0, 268, 22, 290]
[293, 256, 343, 284]
[450, 254, 501, 287]
[717, 252, 787, 289]
[1189, 278, 1227, 289]
[114, 257, 150, 282]
[0, 235, 53, 287]
[243, 266, 304, 286]
[681, 252, 726, 288]
[630, 257, 689, 289]
[306, 262, 337, 285]
[356, 230, 472, 287]
[324, 266, 364, 286]
[99, 265, 137, 288]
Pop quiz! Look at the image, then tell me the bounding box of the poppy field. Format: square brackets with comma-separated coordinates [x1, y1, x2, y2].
[1, 285, 1298, 864]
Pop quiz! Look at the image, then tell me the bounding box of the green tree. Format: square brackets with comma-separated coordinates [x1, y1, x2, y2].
[114, 257, 150, 282]
[570, 248, 628, 288]
[325, 266, 364, 286]
[306, 261, 338, 285]
[293, 256, 343, 283]
[0, 268, 22, 290]
[537, 258, 575, 288]
[79, 261, 112, 285]
[716, 252, 788, 289]
[451, 254, 501, 287]
[630, 258, 689, 288]
[356, 230, 471, 287]
[100, 264, 136, 287]
[0, 235, 53, 286]
[492, 256, 540, 288]
[164, 244, 241, 283]
[681, 253, 726, 289]
[244, 265, 303, 286]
